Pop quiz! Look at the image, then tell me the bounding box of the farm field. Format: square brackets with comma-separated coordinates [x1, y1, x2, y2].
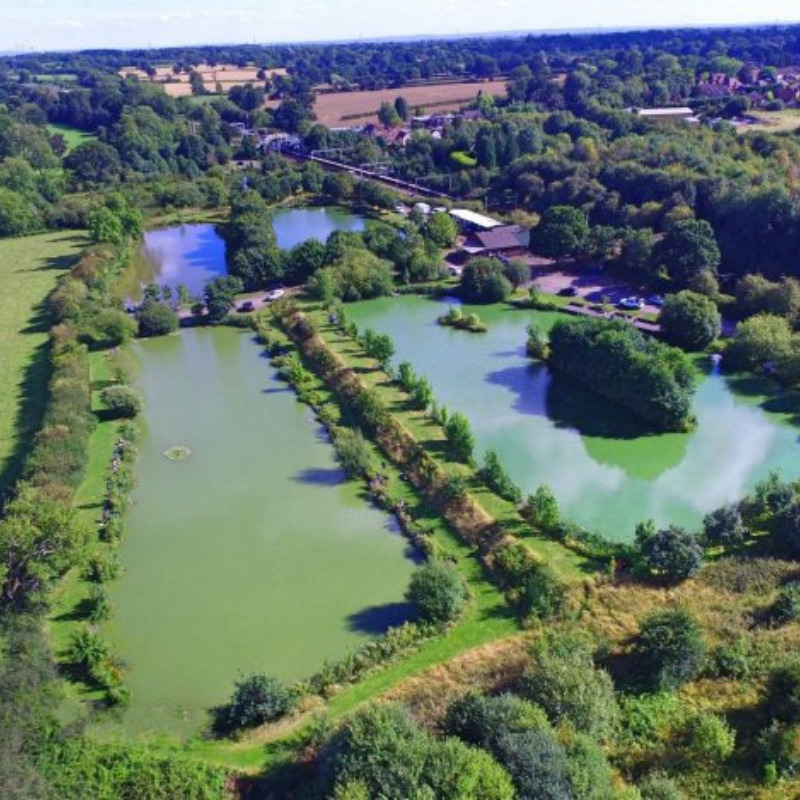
[313, 79, 508, 126]
[119, 63, 287, 97]
[741, 108, 800, 133]
[0, 231, 86, 491]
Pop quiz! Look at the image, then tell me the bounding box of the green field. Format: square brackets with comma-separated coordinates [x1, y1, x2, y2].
[0, 231, 86, 491]
[46, 123, 96, 152]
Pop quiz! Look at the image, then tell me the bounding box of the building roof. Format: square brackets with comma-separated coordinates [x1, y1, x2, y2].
[475, 225, 531, 251]
[449, 208, 503, 229]
[633, 107, 694, 117]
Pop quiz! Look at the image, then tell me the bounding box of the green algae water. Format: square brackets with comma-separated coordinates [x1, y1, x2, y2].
[105, 327, 415, 736]
[348, 296, 800, 541]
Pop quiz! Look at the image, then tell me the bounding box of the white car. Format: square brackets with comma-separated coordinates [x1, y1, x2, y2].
[265, 288, 286, 302]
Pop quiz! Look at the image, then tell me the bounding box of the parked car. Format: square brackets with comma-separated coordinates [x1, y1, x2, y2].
[265, 288, 286, 302]
[618, 296, 644, 310]
[237, 301, 255, 313]
[558, 286, 579, 297]
[647, 294, 666, 307]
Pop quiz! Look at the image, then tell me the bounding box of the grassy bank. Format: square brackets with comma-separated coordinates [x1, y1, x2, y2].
[0, 230, 87, 492]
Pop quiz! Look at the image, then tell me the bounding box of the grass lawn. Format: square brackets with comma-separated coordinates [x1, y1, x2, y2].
[46, 123, 96, 153]
[0, 230, 86, 492]
[741, 108, 800, 134]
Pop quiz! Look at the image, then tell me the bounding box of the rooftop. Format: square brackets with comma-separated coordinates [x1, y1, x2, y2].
[449, 208, 503, 229]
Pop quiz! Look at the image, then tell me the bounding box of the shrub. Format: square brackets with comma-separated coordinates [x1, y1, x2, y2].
[773, 582, 800, 625]
[68, 627, 110, 673]
[479, 449, 522, 503]
[564, 733, 615, 800]
[86, 585, 112, 623]
[526, 323, 549, 360]
[524, 629, 619, 740]
[85, 550, 121, 583]
[522, 485, 560, 534]
[709, 637, 752, 680]
[333, 428, 374, 479]
[219, 673, 293, 732]
[519, 565, 567, 622]
[405, 561, 468, 624]
[100, 386, 143, 419]
[639, 772, 685, 800]
[764, 661, 800, 723]
[682, 712, 736, 765]
[635, 609, 705, 691]
[90, 308, 138, 347]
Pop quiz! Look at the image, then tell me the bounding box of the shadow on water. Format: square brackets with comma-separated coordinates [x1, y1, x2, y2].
[346, 602, 415, 635]
[726, 373, 800, 428]
[293, 467, 346, 487]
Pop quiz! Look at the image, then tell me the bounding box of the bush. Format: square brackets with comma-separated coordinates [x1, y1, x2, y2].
[639, 772, 685, 800]
[764, 661, 800, 723]
[90, 308, 138, 347]
[564, 733, 615, 800]
[635, 609, 705, 692]
[522, 485, 560, 534]
[332, 428, 374, 479]
[86, 585, 112, 623]
[479, 449, 522, 503]
[659, 291, 721, 351]
[100, 386, 143, 419]
[405, 561, 468, 624]
[519, 565, 567, 622]
[524, 629, 619, 740]
[682, 712, 736, 764]
[219, 673, 293, 732]
[773, 582, 800, 625]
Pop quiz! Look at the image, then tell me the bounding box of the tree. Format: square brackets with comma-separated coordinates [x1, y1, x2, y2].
[219, 673, 293, 732]
[135, 299, 178, 337]
[444, 412, 475, 463]
[88, 206, 125, 246]
[520, 565, 567, 622]
[204, 276, 244, 323]
[726, 314, 794, 373]
[378, 101, 401, 127]
[479, 449, 522, 503]
[638, 526, 703, 583]
[659, 291, 721, 351]
[635, 609, 705, 691]
[530, 206, 589, 261]
[100, 386, 142, 419]
[394, 96, 409, 121]
[405, 561, 468, 624]
[702, 504, 746, 549]
[494, 729, 573, 800]
[503, 259, 530, 289]
[64, 141, 121, 188]
[653, 219, 720, 286]
[424, 212, 458, 248]
[523, 485, 560, 533]
[0, 487, 91, 608]
[361, 329, 395, 369]
[524, 629, 619, 740]
[460, 258, 512, 304]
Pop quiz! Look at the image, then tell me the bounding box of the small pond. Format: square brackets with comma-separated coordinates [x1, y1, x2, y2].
[347, 296, 800, 541]
[120, 206, 365, 301]
[105, 327, 416, 736]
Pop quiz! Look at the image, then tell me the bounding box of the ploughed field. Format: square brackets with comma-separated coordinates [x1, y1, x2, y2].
[347, 296, 800, 540]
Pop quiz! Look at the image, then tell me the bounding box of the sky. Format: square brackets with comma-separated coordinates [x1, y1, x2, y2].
[1, 0, 799, 53]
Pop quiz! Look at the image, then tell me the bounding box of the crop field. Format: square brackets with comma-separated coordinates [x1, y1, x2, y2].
[0, 231, 86, 491]
[119, 63, 287, 97]
[313, 80, 508, 126]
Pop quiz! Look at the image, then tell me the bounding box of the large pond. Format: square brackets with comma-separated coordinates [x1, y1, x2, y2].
[347, 296, 800, 541]
[119, 207, 365, 301]
[105, 327, 416, 736]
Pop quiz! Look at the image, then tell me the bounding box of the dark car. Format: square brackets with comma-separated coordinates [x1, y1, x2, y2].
[558, 286, 579, 297]
[237, 301, 255, 313]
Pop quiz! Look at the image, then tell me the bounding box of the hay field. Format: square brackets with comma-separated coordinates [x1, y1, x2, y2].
[119, 63, 287, 97]
[313, 80, 508, 126]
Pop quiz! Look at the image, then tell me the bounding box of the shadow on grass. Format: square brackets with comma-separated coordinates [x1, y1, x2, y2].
[346, 602, 415, 635]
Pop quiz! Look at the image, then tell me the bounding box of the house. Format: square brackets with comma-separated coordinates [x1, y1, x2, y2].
[462, 225, 531, 259]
